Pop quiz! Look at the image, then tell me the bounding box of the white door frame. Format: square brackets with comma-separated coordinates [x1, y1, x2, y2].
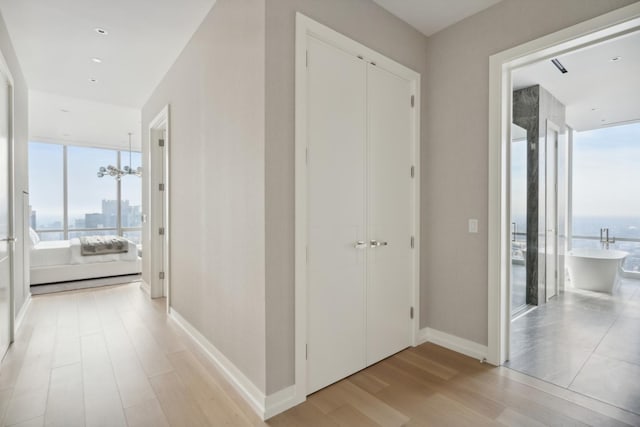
[545, 119, 559, 302]
[148, 105, 170, 308]
[0, 48, 15, 345]
[487, 3, 640, 365]
[294, 13, 421, 405]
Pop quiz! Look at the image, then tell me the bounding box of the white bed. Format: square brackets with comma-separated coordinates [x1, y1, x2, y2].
[30, 233, 141, 285]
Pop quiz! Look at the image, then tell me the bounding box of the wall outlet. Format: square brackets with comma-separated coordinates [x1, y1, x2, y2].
[468, 219, 478, 233]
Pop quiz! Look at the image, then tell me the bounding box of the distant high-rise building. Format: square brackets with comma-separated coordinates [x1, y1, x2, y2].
[102, 199, 119, 228]
[85, 213, 103, 228]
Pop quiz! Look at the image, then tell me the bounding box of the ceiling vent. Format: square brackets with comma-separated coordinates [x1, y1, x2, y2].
[551, 58, 568, 74]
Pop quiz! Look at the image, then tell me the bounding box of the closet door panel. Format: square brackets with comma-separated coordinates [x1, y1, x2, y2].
[306, 36, 367, 393]
[366, 64, 413, 365]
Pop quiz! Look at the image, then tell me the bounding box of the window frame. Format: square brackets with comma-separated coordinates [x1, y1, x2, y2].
[29, 141, 142, 242]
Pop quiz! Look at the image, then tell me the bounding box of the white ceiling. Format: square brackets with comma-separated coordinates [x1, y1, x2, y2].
[0, 0, 216, 108]
[513, 30, 640, 131]
[29, 91, 142, 150]
[372, 0, 503, 36]
[2, 0, 507, 149]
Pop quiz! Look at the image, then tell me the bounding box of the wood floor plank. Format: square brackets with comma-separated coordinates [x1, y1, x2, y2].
[123, 398, 170, 427]
[44, 363, 84, 427]
[496, 408, 548, 427]
[81, 333, 127, 427]
[51, 332, 80, 369]
[149, 371, 211, 427]
[119, 311, 173, 377]
[7, 416, 45, 427]
[166, 350, 253, 426]
[102, 320, 157, 409]
[326, 405, 381, 427]
[2, 386, 48, 427]
[4, 284, 636, 427]
[0, 387, 12, 425]
[348, 371, 389, 395]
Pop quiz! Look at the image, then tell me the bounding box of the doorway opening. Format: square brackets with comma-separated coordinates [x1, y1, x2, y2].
[148, 105, 170, 306]
[488, 2, 640, 416]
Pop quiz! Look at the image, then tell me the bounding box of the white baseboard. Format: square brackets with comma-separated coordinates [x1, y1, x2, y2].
[168, 308, 299, 420]
[139, 280, 150, 295]
[14, 293, 32, 333]
[264, 384, 299, 419]
[417, 327, 488, 362]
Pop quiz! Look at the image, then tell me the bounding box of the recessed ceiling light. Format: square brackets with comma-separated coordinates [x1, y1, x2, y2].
[610, 56, 621, 61]
[94, 27, 108, 35]
[89, 78, 98, 83]
[91, 57, 102, 64]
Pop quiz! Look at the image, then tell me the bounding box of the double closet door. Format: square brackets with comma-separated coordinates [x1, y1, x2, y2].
[306, 35, 416, 394]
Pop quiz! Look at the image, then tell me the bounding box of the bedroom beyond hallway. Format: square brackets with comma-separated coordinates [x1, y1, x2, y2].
[26, 93, 144, 294]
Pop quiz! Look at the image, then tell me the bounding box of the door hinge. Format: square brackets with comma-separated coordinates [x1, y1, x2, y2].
[159, 227, 165, 236]
[159, 139, 165, 147]
[159, 183, 165, 191]
[159, 272, 165, 280]
[411, 95, 415, 108]
[411, 236, 415, 249]
[410, 307, 414, 319]
[410, 165, 415, 178]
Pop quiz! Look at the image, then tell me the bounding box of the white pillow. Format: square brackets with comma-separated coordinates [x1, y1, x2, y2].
[29, 228, 40, 247]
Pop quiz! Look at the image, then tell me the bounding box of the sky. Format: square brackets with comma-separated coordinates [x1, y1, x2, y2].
[511, 121, 640, 223]
[572, 122, 640, 217]
[29, 142, 141, 225]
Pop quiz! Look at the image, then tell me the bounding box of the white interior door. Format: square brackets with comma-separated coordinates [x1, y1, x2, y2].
[0, 71, 12, 358]
[545, 122, 558, 301]
[366, 64, 413, 365]
[306, 33, 416, 393]
[306, 36, 367, 394]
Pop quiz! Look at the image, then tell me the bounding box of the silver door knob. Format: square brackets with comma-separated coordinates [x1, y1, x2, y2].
[354, 241, 368, 249]
[370, 240, 388, 247]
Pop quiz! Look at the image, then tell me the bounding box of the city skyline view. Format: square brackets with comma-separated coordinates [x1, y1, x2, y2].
[28, 141, 142, 243]
[511, 121, 640, 237]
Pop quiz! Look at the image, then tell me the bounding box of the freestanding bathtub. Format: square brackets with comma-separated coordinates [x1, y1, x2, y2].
[566, 248, 629, 293]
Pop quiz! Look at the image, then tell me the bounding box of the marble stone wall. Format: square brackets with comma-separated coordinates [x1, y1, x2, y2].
[513, 85, 566, 305]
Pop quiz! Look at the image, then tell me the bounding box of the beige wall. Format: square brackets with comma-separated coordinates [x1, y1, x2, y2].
[421, 0, 638, 345]
[141, 0, 267, 392]
[264, 0, 429, 394]
[0, 11, 29, 316]
[141, 0, 639, 398]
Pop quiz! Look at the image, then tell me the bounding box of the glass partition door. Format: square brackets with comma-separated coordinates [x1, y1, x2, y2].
[511, 124, 528, 314]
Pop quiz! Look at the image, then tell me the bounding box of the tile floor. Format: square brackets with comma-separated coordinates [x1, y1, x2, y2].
[506, 277, 640, 415]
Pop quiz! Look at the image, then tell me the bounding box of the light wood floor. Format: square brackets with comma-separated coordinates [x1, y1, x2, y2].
[1, 283, 638, 427]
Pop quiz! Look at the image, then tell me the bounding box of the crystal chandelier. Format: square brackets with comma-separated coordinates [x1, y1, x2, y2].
[97, 132, 142, 180]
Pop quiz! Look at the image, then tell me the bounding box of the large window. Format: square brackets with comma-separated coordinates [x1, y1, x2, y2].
[572, 122, 640, 272]
[28, 142, 142, 244]
[28, 143, 64, 240]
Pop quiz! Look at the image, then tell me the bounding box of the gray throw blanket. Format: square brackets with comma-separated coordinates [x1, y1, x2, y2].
[80, 236, 129, 256]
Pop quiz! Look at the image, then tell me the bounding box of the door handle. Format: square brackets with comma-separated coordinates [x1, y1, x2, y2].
[0, 237, 16, 242]
[354, 241, 368, 249]
[370, 240, 388, 247]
